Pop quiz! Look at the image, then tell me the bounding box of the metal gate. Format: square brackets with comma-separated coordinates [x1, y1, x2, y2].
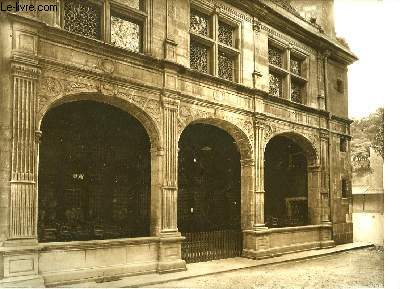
[181, 230, 242, 263]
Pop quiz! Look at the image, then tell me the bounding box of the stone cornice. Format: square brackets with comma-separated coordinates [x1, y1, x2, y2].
[331, 114, 353, 125]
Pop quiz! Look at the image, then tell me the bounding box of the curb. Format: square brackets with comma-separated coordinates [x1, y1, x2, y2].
[127, 243, 375, 288]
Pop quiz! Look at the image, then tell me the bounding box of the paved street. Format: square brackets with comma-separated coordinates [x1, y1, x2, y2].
[145, 247, 383, 289]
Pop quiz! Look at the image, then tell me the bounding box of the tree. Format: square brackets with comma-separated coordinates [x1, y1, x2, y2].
[351, 108, 384, 174]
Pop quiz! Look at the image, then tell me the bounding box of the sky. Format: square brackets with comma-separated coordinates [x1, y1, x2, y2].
[334, 0, 394, 119]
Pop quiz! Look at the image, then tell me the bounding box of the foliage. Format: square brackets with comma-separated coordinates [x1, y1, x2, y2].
[351, 108, 384, 174]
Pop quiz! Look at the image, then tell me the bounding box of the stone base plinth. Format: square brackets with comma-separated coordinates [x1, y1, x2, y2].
[243, 224, 335, 260]
[157, 233, 187, 274]
[1, 235, 187, 287]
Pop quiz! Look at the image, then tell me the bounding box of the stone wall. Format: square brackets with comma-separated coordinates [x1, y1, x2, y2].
[0, 0, 356, 286]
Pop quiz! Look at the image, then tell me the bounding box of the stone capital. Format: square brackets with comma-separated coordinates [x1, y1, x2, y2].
[11, 63, 41, 79]
[161, 92, 180, 111]
[319, 129, 330, 139]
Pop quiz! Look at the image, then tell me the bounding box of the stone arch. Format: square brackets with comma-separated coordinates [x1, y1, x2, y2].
[264, 131, 322, 226]
[38, 92, 162, 150]
[178, 118, 255, 231]
[179, 118, 253, 161]
[265, 131, 319, 167]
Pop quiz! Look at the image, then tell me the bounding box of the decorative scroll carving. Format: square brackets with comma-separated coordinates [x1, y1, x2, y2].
[98, 59, 115, 74]
[178, 104, 254, 159]
[37, 75, 161, 127]
[263, 124, 275, 146]
[253, 20, 261, 34]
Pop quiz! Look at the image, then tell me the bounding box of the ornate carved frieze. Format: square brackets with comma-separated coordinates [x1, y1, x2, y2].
[260, 118, 321, 166]
[215, 1, 252, 22]
[261, 24, 314, 55]
[37, 74, 161, 127]
[178, 103, 254, 159]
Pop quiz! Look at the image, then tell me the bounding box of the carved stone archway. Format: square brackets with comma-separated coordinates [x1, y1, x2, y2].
[178, 117, 254, 231]
[264, 131, 322, 226]
[37, 92, 163, 238]
[38, 92, 162, 150]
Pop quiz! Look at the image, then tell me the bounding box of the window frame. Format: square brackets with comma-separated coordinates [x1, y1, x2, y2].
[340, 137, 348, 153]
[341, 178, 350, 199]
[189, 3, 242, 83]
[60, 0, 148, 53]
[267, 39, 309, 104]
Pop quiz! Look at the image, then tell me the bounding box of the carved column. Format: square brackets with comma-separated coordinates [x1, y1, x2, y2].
[240, 158, 255, 231]
[157, 93, 186, 273]
[253, 121, 265, 228]
[8, 63, 41, 242]
[161, 95, 179, 234]
[320, 130, 331, 223]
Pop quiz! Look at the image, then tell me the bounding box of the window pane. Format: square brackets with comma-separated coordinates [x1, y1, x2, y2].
[64, 0, 101, 39]
[291, 81, 302, 103]
[290, 58, 302, 75]
[190, 41, 208, 73]
[218, 21, 234, 47]
[111, 16, 141, 52]
[269, 73, 282, 97]
[268, 46, 283, 67]
[190, 11, 209, 37]
[218, 51, 234, 81]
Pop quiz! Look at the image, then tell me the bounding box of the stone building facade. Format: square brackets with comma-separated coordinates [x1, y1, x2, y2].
[0, 0, 356, 286]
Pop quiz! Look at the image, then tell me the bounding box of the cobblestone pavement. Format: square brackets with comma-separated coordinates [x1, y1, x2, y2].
[145, 247, 383, 289]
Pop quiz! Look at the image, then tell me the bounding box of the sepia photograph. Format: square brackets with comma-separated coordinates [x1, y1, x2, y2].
[0, 0, 393, 288]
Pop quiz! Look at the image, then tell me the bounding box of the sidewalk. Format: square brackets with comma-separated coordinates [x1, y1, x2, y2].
[62, 242, 374, 288]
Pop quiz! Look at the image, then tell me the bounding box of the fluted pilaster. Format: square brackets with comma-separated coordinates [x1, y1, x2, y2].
[161, 95, 179, 233]
[320, 130, 331, 223]
[253, 121, 265, 227]
[9, 63, 40, 240]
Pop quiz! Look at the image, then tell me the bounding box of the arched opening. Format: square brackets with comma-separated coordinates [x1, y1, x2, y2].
[178, 123, 242, 262]
[38, 100, 151, 242]
[264, 135, 309, 228]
